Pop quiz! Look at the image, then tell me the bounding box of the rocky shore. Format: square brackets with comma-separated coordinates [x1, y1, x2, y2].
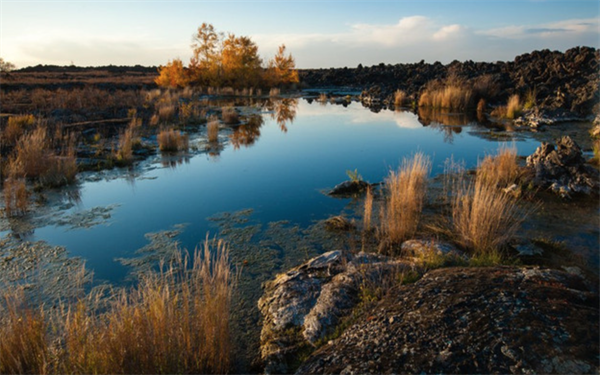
[299, 46, 599, 117]
[259, 252, 599, 374]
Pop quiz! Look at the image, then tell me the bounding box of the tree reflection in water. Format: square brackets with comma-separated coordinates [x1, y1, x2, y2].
[229, 98, 298, 149]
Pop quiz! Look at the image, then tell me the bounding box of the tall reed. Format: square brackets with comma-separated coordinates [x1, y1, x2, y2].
[363, 186, 373, 231]
[158, 129, 189, 152]
[381, 153, 431, 247]
[207, 119, 219, 143]
[477, 144, 520, 188]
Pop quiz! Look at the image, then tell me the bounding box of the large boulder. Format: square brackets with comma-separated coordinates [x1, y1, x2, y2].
[297, 266, 599, 374]
[525, 136, 599, 197]
[258, 250, 412, 374]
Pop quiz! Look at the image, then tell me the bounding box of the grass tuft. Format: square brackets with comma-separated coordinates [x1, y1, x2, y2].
[380, 153, 431, 249]
[158, 128, 189, 152]
[451, 174, 524, 255]
[476, 144, 521, 188]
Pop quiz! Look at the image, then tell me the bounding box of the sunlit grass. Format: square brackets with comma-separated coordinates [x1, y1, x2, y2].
[380, 153, 431, 249]
[0, 237, 236, 374]
[207, 119, 219, 143]
[477, 144, 521, 188]
[394, 89, 407, 108]
[506, 94, 522, 119]
[158, 128, 189, 152]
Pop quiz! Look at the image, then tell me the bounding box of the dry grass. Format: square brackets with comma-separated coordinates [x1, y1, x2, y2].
[157, 103, 176, 122]
[0, 237, 236, 374]
[221, 107, 239, 125]
[452, 174, 524, 255]
[3, 115, 36, 147]
[5, 126, 77, 188]
[158, 128, 189, 152]
[0, 290, 49, 374]
[2, 177, 28, 217]
[506, 94, 522, 119]
[363, 186, 373, 231]
[207, 119, 220, 143]
[381, 153, 431, 248]
[394, 90, 407, 108]
[477, 144, 521, 188]
[269, 87, 281, 97]
[114, 126, 135, 165]
[418, 79, 473, 111]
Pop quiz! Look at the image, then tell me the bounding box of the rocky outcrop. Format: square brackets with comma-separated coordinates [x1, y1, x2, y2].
[300, 47, 599, 116]
[327, 180, 371, 196]
[525, 136, 599, 197]
[297, 266, 599, 374]
[258, 250, 413, 374]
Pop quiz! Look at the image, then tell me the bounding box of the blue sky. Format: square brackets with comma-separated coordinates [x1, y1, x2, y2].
[1, 0, 598, 68]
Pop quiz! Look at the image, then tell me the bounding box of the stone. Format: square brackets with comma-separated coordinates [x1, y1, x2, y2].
[525, 136, 599, 196]
[327, 180, 371, 196]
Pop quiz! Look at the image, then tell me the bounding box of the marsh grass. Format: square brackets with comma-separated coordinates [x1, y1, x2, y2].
[363, 187, 373, 231]
[418, 78, 473, 111]
[506, 94, 522, 119]
[380, 153, 431, 249]
[4, 114, 36, 147]
[477, 144, 521, 188]
[207, 119, 220, 143]
[0, 237, 236, 374]
[394, 90, 407, 108]
[221, 107, 239, 125]
[2, 177, 28, 217]
[452, 174, 524, 255]
[158, 128, 189, 152]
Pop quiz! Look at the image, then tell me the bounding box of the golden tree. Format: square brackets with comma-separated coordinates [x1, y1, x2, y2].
[266, 44, 299, 87]
[155, 59, 189, 88]
[221, 34, 262, 88]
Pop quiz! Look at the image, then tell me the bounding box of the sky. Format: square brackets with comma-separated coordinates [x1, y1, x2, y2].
[1, 0, 599, 69]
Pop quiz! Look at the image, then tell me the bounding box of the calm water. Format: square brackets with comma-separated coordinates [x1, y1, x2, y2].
[2, 99, 542, 283]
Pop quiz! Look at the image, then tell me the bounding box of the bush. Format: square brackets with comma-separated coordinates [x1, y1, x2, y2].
[158, 129, 189, 152]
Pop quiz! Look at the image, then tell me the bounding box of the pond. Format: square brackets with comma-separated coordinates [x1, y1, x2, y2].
[0, 99, 553, 284]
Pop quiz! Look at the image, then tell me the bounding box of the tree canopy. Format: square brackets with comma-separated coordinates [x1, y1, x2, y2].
[156, 24, 298, 90]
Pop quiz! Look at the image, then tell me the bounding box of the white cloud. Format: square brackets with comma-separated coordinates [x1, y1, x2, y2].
[481, 18, 599, 39]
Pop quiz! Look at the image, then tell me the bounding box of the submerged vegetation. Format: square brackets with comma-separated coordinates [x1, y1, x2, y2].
[0, 237, 236, 374]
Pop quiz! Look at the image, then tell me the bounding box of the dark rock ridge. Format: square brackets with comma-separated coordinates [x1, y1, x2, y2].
[296, 266, 599, 375]
[327, 180, 371, 196]
[525, 136, 599, 197]
[258, 250, 414, 374]
[299, 46, 599, 115]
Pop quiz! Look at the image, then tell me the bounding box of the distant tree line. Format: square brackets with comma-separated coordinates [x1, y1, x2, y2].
[156, 23, 299, 89]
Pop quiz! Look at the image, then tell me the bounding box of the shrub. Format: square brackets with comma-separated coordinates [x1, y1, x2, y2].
[158, 129, 189, 152]
[381, 153, 430, 247]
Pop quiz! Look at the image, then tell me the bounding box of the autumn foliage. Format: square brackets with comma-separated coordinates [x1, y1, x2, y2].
[156, 23, 298, 90]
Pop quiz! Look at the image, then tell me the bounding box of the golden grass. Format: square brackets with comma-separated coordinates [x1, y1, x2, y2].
[221, 106, 239, 125]
[6, 126, 77, 188]
[477, 144, 521, 188]
[158, 128, 189, 152]
[452, 174, 524, 255]
[158, 103, 176, 122]
[2, 177, 28, 217]
[0, 290, 49, 374]
[506, 94, 521, 119]
[4, 115, 36, 147]
[207, 119, 219, 143]
[0, 237, 236, 374]
[418, 80, 473, 111]
[381, 153, 431, 247]
[394, 90, 407, 108]
[269, 87, 281, 97]
[363, 186, 373, 231]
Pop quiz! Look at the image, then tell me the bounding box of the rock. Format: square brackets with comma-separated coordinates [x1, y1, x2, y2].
[400, 239, 463, 258]
[525, 136, 599, 196]
[258, 251, 412, 374]
[327, 180, 370, 196]
[297, 266, 599, 374]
